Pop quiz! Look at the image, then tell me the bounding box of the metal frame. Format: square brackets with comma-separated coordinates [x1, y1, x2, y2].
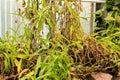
[81, 0, 106, 3]
[81, 0, 106, 33]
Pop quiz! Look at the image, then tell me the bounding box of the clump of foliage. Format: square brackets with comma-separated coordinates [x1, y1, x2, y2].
[95, 0, 120, 52]
[0, 0, 120, 80]
[0, 0, 84, 79]
[94, 0, 120, 76]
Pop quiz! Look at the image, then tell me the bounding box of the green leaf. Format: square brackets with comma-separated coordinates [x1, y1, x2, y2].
[104, 16, 115, 21]
[15, 59, 22, 73]
[34, 56, 41, 78]
[64, 0, 74, 14]
[115, 0, 120, 5]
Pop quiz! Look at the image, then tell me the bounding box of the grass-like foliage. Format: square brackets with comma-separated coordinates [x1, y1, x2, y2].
[0, 0, 120, 80]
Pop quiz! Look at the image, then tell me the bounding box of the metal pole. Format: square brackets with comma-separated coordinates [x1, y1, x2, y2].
[90, 2, 94, 34]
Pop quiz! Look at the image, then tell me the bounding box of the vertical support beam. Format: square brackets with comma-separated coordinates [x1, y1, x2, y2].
[93, 2, 96, 31]
[90, 2, 94, 34]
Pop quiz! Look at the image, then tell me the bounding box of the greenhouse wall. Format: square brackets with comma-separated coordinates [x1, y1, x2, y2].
[0, 0, 21, 37]
[0, 0, 105, 37]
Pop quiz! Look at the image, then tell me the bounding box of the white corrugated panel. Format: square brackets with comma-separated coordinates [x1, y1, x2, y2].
[80, 2, 91, 34]
[1, 0, 5, 37]
[0, 0, 19, 37]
